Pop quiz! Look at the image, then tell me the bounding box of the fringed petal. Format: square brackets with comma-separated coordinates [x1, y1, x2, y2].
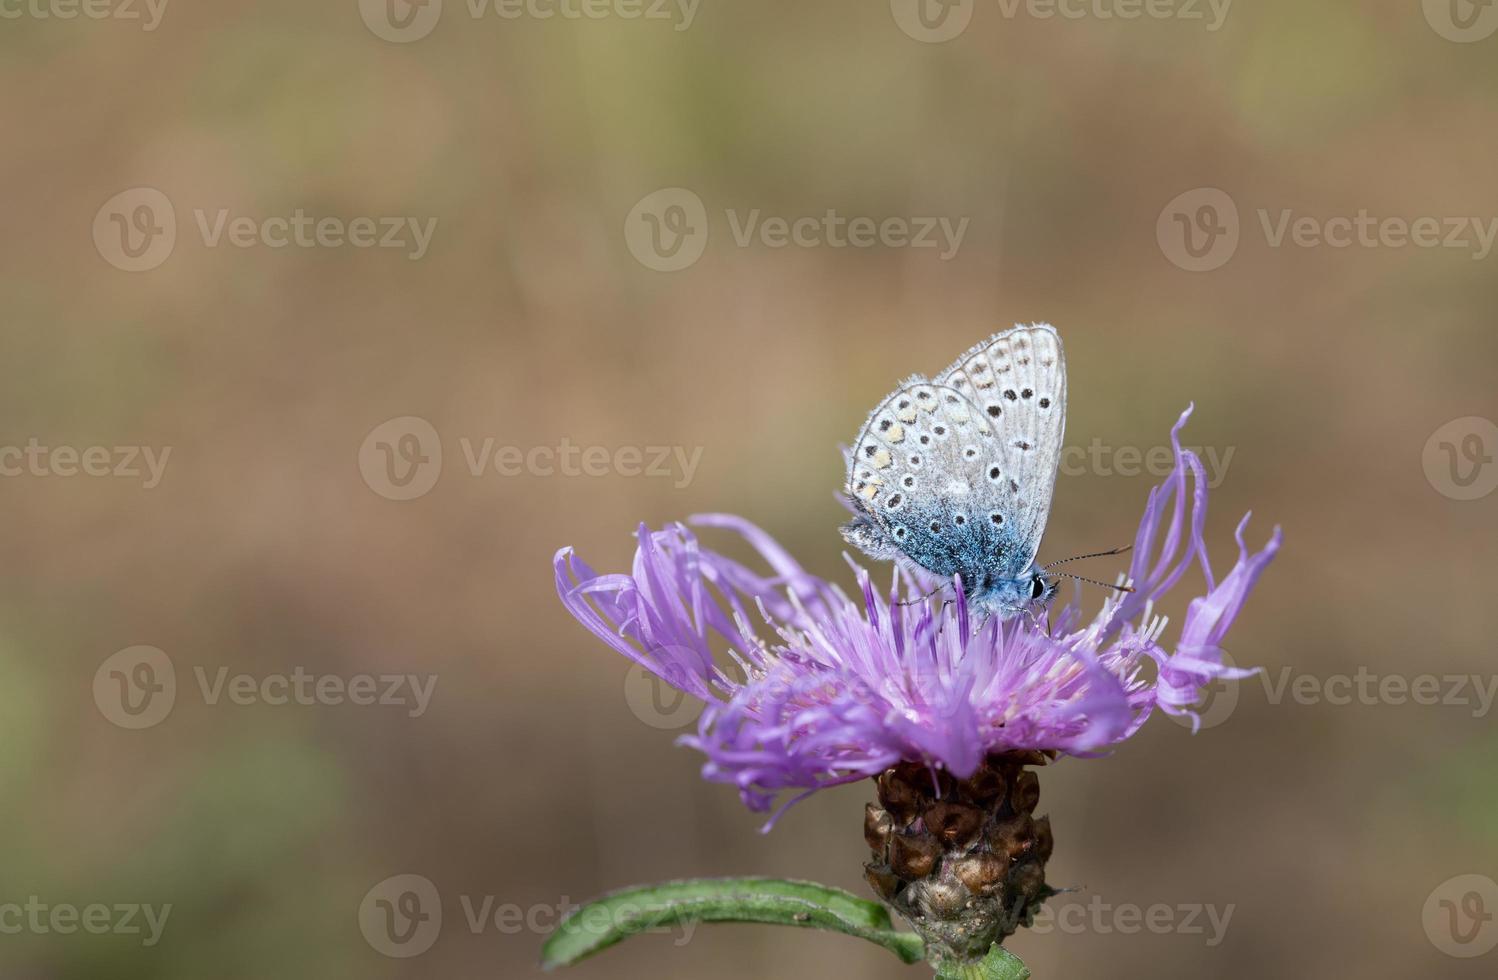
[555, 410, 1279, 821]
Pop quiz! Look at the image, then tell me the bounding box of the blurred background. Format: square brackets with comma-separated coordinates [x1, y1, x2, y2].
[2, 0, 1497, 976]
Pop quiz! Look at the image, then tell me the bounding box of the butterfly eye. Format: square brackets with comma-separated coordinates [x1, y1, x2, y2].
[1030, 577, 1048, 600]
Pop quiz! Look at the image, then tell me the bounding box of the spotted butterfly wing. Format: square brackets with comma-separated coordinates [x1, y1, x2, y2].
[934, 323, 1067, 572]
[843, 377, 1028, 591]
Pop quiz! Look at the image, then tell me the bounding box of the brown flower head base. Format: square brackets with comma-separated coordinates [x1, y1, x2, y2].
[864, 752, 1057, 964]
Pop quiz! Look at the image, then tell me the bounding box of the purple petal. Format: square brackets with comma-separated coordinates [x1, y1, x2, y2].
[555, 410, 1280, 820]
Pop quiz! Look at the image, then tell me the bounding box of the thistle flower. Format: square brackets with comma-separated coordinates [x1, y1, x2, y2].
[553, 407, 1279, 963]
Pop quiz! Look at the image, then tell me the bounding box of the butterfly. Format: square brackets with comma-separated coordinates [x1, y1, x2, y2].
[841, 323, 1071, 621]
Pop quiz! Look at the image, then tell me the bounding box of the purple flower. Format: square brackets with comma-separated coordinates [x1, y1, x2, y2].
[555, 408, 1279, 822]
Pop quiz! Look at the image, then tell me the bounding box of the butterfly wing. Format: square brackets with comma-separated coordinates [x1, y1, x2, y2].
[934, 323, 1067, 572]
[844, 377, 1025, 587]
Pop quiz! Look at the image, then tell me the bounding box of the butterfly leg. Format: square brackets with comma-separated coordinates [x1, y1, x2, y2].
[932, 598, 958, 636]
[895, 583, 949, 608]
[1021, 606, 1051, 636]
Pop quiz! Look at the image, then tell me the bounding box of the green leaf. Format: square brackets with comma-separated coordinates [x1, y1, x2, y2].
[539, 877, 925, 969]
[933, 945, 1031, 980]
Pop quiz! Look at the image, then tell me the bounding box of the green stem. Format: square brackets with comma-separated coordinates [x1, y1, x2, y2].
[540, 877, 925, 970]
[933, 945, 1031, 980]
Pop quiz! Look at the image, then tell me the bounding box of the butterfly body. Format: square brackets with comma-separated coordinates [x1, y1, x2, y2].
[841, 324, 1067, 621]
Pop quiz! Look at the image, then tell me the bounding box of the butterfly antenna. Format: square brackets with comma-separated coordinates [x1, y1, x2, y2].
[1050, 571, 1135, 594]
[1043, 544, 1132, 569]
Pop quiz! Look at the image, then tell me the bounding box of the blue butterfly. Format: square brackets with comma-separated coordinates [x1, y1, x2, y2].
[842, 323, 1070, 621]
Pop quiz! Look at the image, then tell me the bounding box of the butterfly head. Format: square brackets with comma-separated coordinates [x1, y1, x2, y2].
[968, 566, 1057, 621]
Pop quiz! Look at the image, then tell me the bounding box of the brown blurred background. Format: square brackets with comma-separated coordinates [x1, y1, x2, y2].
[2, 0, 1497, 976]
